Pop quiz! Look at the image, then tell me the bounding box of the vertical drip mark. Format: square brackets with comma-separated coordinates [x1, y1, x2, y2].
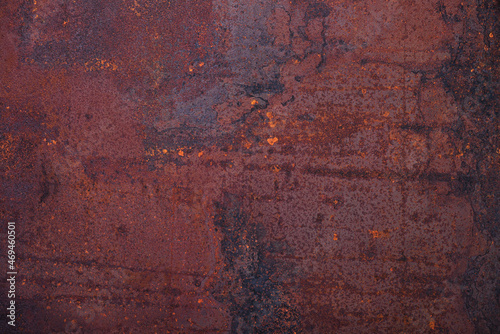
[200, 214, 217, 291]
[400, 9, 410, 331]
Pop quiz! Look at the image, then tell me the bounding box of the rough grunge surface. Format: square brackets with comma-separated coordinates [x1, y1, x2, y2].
[0, 0, 499, 333]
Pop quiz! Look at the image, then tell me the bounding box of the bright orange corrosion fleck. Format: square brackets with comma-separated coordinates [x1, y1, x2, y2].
[84, 58, 118, 71]
[429, 320, 435, 330]
[242, 138, 252, 149]
[178, 149, 185, 156]
[333, 234, 338, 241]
[251, 99, 259, 105]
[267, 137, 278, 145]
[369, 230, 388, 239]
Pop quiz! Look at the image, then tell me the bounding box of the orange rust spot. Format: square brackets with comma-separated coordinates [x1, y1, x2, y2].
[429, 320, 435, 330]
[251, 99, 259, 105]
[198, 151, 204, 157]
[84, 58, 118, 71]
[333, 233, 338, 241]
[369, 230, 388, 239]
[267, 137, 278, 145]
[178, 149, 185, 156]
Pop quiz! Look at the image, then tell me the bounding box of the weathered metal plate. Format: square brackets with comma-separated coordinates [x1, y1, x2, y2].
[1, 0, 498, 333]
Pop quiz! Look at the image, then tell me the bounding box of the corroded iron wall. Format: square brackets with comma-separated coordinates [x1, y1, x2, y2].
[1, 0, 498, 333]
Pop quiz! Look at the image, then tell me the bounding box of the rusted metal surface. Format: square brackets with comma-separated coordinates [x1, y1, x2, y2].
[0, 0, 498, 333]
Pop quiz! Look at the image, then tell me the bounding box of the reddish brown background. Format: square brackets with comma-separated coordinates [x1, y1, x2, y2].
[1, 0, 499, 333]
